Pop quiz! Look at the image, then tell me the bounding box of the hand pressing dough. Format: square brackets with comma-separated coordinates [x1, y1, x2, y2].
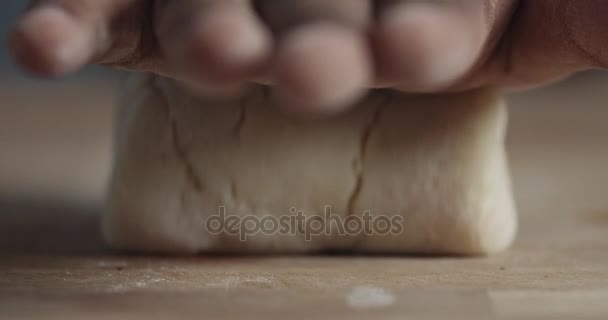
[103, 74, 517, 255]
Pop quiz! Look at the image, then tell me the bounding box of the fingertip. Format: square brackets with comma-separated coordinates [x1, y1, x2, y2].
[191, 8, 272, 76]
[274, 24, 372, 116]
[10, 6, 94, 76]
[156, 3, 274, 92]
[374, 3, 483, 91]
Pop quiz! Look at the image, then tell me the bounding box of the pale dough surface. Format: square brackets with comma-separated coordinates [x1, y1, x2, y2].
[103, 75, 517, 255]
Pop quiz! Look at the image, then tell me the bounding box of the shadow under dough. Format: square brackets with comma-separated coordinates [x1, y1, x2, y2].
[0, 195, 107, 255]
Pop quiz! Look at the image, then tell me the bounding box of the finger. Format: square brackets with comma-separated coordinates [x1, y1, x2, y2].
[256, 0, 374, 114]
[462, 0, 608, 89]
[373, 0, 493, 91]
[155, 0, 272, 91]
[9, 0, 139, 76]
[273, 24, 373, 115]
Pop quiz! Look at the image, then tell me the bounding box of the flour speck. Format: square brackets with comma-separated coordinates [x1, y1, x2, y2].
[345, 286, 396, 309]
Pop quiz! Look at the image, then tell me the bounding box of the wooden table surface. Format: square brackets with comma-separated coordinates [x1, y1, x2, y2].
[0, 73, 607, 319]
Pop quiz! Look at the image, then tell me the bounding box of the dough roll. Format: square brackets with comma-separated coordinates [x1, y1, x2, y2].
[103, 75, 517, 255]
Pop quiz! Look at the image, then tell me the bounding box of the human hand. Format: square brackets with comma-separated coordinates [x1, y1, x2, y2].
[10, 0, 607, 114]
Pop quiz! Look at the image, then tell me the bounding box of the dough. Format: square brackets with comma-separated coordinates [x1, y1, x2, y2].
[103, 74, 517, 255]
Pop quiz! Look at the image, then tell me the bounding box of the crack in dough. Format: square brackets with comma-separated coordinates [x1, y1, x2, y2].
[345, 91, 392, 219]
[233, 94, 249, 138]
[154, 79, 204, 193]
[345, 91, 393, 249]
